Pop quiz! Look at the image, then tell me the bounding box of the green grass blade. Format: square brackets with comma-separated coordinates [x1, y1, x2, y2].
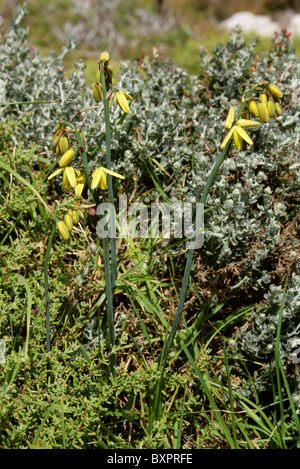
[181, 341, 236, 448]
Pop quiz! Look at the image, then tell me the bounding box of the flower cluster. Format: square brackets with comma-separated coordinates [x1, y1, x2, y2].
[57, 209, 84, 241]
[48, 122, 87, 197]
[48, 51, 129, 242]
[92, 51, 133, 113]
[220, 82, 283, 150]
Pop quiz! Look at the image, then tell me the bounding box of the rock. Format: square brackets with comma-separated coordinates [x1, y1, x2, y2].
[220, 11, 280, 35]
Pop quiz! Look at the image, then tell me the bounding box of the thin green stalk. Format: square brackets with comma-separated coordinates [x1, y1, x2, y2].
[44, 222, 57, 356]
[99, 61, 117, 376]
[274, 276, 289, 447]
[223, 339, 239, 448]
[182, 341, 236, 448]
[157, 82, 262, 365]
[100, 63, 117, 292]
[157, 140, 231, 364]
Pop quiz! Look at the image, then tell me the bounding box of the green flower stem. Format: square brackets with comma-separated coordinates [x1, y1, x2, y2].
[158, 141, 231, 364]
[66, 120, 116, 376]
[100, 64, 117, 292]
[99, 63, 117, 376]
[44, 221, 57, 358]
[157, 82, 263, 365]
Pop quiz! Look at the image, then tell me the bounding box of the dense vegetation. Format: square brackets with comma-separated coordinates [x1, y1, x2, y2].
[0, 3, 299, 449]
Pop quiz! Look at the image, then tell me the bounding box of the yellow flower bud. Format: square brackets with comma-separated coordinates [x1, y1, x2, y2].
[72, 210, 80, 225]
[259, 93, 268, 104]
[100, 51, 110, 62]
[268, 83, 283, 99]
[57, 220, 70, 241]
[59, 149, 75, 168]
[51, 135, 59, 149]
[267, 100, 275, 117]
[275, 103, 283, 116]
[64, 213, 73, 232]
[59, 136, 69, 155]
[236, 119, 260, 128]
[55, 122, 61, 133]
[258, 102, 269, 123]
[93, 83, 102, 103]
[248, 100, 259, 117]
[106, 64, 114, 76]
[225, 106, 235, 129]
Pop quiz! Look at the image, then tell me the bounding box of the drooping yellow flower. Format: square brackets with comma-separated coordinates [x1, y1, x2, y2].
[48, 165, 77, 188]
[109, 90, 133, 114]
[58, 136, 69, 155]
[275, 103, 282, 116]
[91, 166, 125, 190]
[220, 121, 259, 149]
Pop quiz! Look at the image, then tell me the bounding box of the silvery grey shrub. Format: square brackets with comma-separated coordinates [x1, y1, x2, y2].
[1, 5, 299, 409]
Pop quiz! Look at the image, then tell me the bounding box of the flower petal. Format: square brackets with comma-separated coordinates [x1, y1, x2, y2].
[235, 125, 253, 145]
[233, 128, 243, 149]
[237, 119, 260, 128]
[100, 171, 108, 190]
[116, 91, 130, 113]
[91, 167, 103, 190]
[102, 167, 125, 180]
[220, 126, 235, 149]
[65, 166, 77, 188]
[225, 106, 235, 129]
[48, 168, 63, 180]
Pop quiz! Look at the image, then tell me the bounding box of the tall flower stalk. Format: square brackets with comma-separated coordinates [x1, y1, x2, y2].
[157, 80, 284, 365]
[46, 51, 131, 377]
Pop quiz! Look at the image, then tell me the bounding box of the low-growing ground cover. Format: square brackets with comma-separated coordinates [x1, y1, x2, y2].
[0, 4, 299, 449]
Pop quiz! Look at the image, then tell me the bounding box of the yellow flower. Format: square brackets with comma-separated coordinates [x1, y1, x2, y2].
[267, 100, 275, 117]
[110, 90, 133, 114]
[91, 166, 125, 190]
[221, 122, 258, 149]
[48, 166, 77, 188]
[259, 93, 268, 104]
[58, 136, 69, 155]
